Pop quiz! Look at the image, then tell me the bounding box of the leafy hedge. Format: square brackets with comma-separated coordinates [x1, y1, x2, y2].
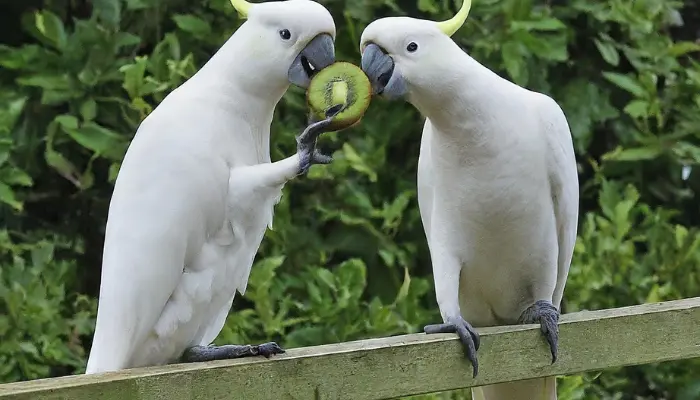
[1, 0, 699, 398]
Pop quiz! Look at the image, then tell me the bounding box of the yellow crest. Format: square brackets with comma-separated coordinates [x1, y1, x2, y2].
[230, 0, 252, 18]
[436, 0, 472, 37]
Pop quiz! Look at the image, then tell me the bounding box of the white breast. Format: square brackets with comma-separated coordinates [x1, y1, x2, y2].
[424, 124, 558, 326]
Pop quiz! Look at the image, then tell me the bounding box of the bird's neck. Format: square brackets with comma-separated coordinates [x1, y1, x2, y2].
[194, 25, 291, 103]
[181, 24, 291, 164]
[409, 51, 517, 149]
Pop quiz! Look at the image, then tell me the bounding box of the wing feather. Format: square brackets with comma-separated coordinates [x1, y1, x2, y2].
[540, 97, 579, 308]
[86, 113, 227, 373]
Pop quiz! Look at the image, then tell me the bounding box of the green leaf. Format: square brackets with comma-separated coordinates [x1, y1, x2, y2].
[92, 0, 122, 28]
[30, 242, 55, 268]
[688, 68, 700, 86]
[602, 145, 663, 162]
[284, 326, 327, 347]
[501, 41, 525, 83]
[33, 10, 66, 50]
[602, 72, 646, 97]
[62, 123, 126, 160]
[510, 18, 566, 32]
[342, 143, 377, 182]
[0, 94, 27, 134]
[417, 0, 439, 13]
[0, 182, 21, 210]
[378, 249, 395, 267]
[675, 225, 689, 248]
[45, 149, 81, 187]
[381, 190, 413, 229]
[671, 142, 700, 164]
[173, 14, 212, 38]
[336, 258, 367, 301]
[306, 281, 323, 304]
[0, 168, 33, 187]
[0, 44, 44, 70]
[45, 123, 83, 188]
[54, 115, 79, 130]
[80, 99, 97, 122]
[393, 267, 411, 305]
[108, 163, 121, 183]
[0, 149, 9, 167]
[316, 269, 336, 291]
[517, 31, 568, 62]
[80, 165, 95, 190]
[16, 74, 70, 90]
[41, 90, 78, 106]
[18, 342, 39, 357]
[125, 0, 159, 10]
[120, 57, 148, 99]
[667, 42, 700, 57]
[115, 32, 142, 49]
[593, 39, 620, 66]
[623, 100, 648, 118]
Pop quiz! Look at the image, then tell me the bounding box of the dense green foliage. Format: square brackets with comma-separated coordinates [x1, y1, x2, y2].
[1, 0, 699, 398]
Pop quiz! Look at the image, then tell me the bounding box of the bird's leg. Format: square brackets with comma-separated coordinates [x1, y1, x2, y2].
[422, 248, 480, 378]
[229, 111, 339, 188]
[181, 342, 284, 363]
[296, 108, 341, 175]
[518, 299, 559, 363]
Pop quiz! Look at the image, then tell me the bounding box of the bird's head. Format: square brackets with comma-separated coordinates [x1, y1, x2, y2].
[231, 0, 336, 89]
[359, 0, 472, 100]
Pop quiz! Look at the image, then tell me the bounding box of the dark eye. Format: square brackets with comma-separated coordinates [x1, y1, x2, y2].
[406, 42, 418, 52]
[279, 29, 291, 40]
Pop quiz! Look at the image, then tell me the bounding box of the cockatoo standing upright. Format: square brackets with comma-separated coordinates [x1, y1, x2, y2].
[359, 1, 579, 399]
[86, 0, 339, 374]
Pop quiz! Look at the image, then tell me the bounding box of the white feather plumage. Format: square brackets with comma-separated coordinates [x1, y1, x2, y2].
[86, 0, 336, 373]
[361, 17, 579, 400]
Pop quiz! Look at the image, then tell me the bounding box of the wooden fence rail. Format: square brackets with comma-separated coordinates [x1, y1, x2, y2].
[1, 297, 699, 400]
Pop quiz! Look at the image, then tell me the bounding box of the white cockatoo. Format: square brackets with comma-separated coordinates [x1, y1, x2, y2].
[86, 0, 340, 374]
[359, 1, 579, 399]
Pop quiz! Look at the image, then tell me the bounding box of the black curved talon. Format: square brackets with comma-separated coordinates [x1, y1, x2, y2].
[424, 316, 480, 378]
[181, 341, 286, 363]
[325, 104, 343, 117]
[518, 300, 559, 364]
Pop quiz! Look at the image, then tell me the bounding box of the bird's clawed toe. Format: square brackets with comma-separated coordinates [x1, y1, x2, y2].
[254, 342, 286, 358]
[519, 299, 559, 363]
[296, 109, 340, 174]
[424, 316, 480, 377]
[181, 342, 286, 363]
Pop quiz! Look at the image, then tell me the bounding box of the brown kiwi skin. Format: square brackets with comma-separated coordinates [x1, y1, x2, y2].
[306, 61, 371, 131]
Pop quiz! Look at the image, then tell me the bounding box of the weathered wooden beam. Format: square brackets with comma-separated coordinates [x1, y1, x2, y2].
[1, 297, 699, 400]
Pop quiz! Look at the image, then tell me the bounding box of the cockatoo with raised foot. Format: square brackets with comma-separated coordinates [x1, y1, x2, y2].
[86, 0, 339, 374]
[359, 1, 579, 399]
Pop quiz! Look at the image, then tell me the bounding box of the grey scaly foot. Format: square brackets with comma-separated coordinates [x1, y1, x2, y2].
[518, 299, 559, 363]
[296, 108, 341, 175]
[424, 316, 481, 377]
[181, 342, 285, 363]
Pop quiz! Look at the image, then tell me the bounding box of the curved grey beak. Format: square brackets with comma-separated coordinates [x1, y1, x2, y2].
[288, 33, 335, 88]
[361, 43, 407, 99]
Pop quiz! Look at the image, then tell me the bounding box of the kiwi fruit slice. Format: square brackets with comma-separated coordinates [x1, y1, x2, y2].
[306, 61, 372, 131]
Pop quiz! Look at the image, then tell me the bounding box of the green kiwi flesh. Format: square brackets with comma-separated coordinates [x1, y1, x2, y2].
[306, 61, 372, 131]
